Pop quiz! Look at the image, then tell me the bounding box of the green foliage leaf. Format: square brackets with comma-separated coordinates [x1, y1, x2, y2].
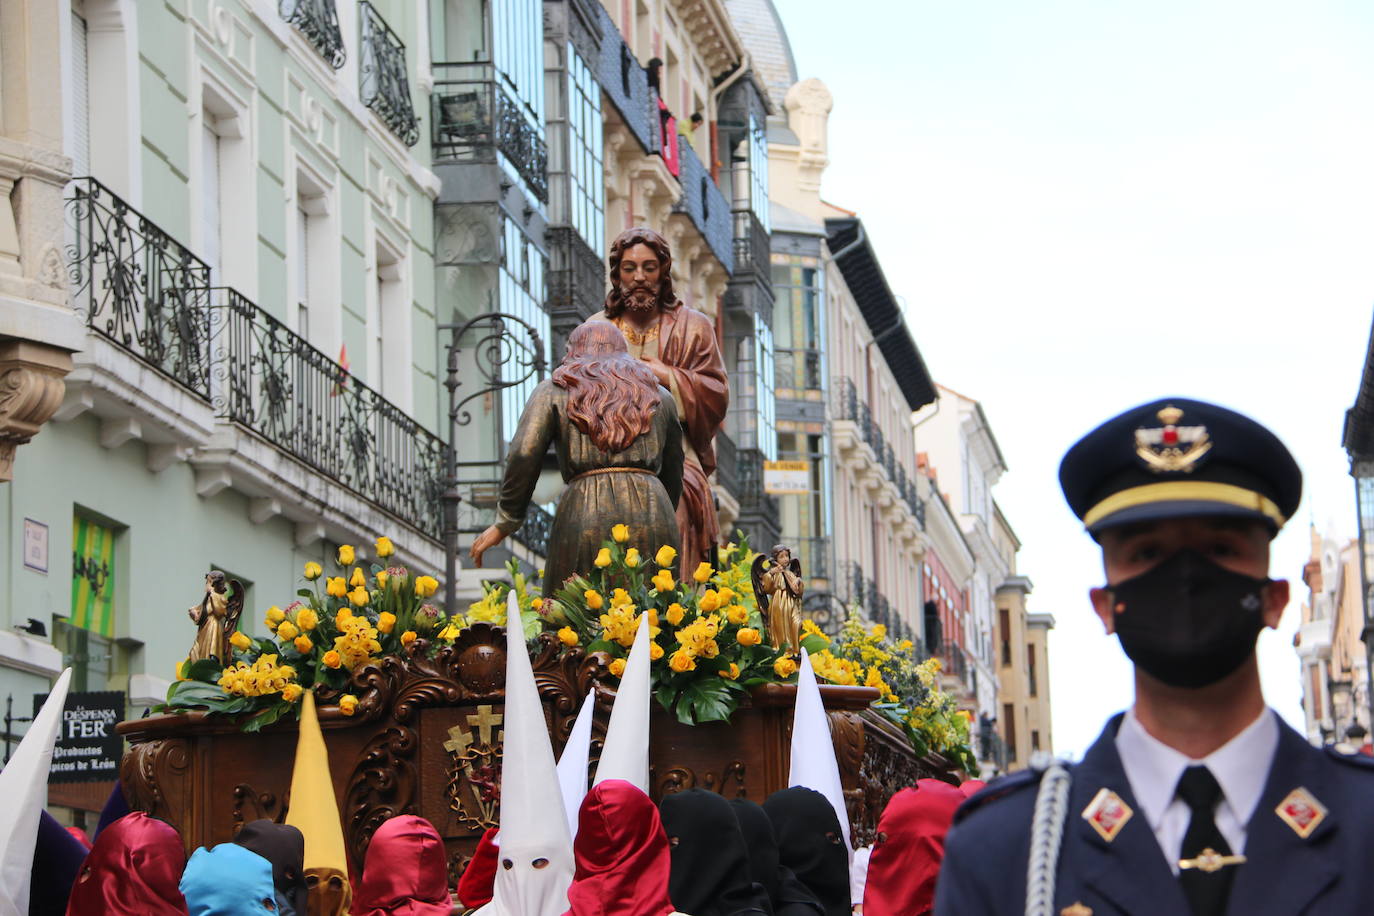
[800, 633, 831, 656]
[297, 588, 314, 599]
[242, 700, 294, 733]
[675, 678, 736, 725]
[183, 658, 223, 683]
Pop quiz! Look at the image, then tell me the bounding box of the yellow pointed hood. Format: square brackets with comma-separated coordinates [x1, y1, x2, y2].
[285, 690, 350, 877]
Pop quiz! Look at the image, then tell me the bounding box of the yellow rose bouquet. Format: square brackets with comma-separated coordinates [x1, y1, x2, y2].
[162, 536, 454, 732]
[810, 612, 977, 772]
[551, 529, 795, 725]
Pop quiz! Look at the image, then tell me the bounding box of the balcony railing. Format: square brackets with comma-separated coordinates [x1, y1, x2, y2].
[512, 503, 553, 559]
[594, 3, 655, 154]
[216, 288, 445, 537]
[732, 208, 770, 280]
[66, 179, 215, 402]
[833, 376, 924, 527]
[360, 2, 420, 147]
[432, 62, 549, 203]
[713, 429, 739, 497]
[280, 0, 345, 69]
[66, 178, 446, 540]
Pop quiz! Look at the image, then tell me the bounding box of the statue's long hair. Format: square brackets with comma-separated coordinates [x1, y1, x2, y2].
[552, 323, 662, 454]
[604, 226, 679, 318]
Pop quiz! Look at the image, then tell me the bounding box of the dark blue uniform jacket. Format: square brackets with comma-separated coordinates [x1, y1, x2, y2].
[935, 712, 1374, 915]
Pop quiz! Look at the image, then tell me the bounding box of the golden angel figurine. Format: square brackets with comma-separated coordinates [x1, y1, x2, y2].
[752, 545, 804, 654]
[186, 571, 243, 664]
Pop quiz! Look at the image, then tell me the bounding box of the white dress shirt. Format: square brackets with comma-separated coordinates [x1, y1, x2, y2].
[1114, 707, 1278, 874]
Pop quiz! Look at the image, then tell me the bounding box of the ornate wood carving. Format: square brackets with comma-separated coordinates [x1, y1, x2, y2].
[119, 624, 961, 876]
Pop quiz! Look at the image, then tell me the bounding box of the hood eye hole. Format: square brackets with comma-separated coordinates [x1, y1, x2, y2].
[264, 899, 277, 911]
[825, 832, 841, 845]
[668, 836, 680, 847]
[305, 875, 319, 888]
[532, 857, 550, 869]
[502, 858, 514, 870]
[876, 831, 888, 844]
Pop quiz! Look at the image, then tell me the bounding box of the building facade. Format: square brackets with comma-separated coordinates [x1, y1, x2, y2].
[1294, 527, 1369, 746]
[2, 0, 446, 820]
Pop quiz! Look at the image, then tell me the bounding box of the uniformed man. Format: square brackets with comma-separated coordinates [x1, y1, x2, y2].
[935, 397, 1374, 916]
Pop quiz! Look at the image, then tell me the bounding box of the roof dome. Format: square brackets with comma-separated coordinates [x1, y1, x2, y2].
[724, 0, 798, 112]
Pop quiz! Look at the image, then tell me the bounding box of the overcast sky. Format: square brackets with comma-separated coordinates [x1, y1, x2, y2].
[777, 0, 1374, 757]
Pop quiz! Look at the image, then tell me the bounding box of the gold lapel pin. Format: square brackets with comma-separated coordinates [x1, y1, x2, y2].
[1081, 787, 1133, 843]
[1275, 786, 1327, 839]
[1178, 848, 1247, 873]
[1061, 904, 1093, 916]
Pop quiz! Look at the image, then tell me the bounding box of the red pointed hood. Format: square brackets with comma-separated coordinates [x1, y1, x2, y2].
[456, 827, 500, 908]
[564, 780, 674, 916]
[353, 816, 451, 916]
[65, 812, 188, 916]
[862, 781, 966, 916]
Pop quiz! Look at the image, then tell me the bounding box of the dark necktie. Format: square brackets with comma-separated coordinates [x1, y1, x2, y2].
[1175, 765, 1237, 916]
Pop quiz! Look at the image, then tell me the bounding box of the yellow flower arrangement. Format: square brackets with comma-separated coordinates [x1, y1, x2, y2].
[322, 650, 342, 669]
[414, 575, 439, 598]
[594, 548, 612, 568]
[303, 562, 323, 581]
[350, 567, 366, 588]
[624, 548, 641, 567]
[736, 627, 761, 647]
[655, 545, 677, 568]
[558, 626, 579, 647]
[725, 604, 748, 625]
[294, 635, 313, 654]
[693, 562, 714, 583]
[325, 578, 347, 598]
[773, 657, 799, 678]
[611, 524, 630, 543]
[720, 662, 740, 680]
[665, 603, 685, 626]
[348, 587, 370, 607]
[297, 607, 319, 631]
[400, 630, 417, 647]
[230, 630, 252, 651]
[377, 612, 397, 634]
[277, 620, 299, 642]
[375, 536, 395, 558]
[266, 606, 286, 625]
[609, 658, 627, 678]
[281, 683, 303, 703]
[337, 545, 355, 566]
[651, 569, 675, 593]
[339, 694, 358, 716]
[669, 650, 696, 673]
[585, 589, 604, 610]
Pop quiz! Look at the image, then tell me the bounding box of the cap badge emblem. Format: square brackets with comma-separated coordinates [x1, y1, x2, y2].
[1275, 787, 1327, 839]
[1135, 405, 1212, 473]
[1082, 787, 1133, 842]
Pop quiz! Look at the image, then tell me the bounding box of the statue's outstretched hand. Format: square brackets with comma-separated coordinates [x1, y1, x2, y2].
[470, 526, 506, 568]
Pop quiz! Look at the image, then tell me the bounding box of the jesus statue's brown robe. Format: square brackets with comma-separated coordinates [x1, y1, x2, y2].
[584, 301, 728, 579]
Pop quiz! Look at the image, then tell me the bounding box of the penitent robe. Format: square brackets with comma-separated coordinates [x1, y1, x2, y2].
[585, 302, 728, 580]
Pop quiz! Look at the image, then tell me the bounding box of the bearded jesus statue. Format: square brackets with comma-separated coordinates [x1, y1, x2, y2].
[579, 227, 729, 580]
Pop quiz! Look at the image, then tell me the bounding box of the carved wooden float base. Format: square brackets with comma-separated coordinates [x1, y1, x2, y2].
[118, 625, 957, 880]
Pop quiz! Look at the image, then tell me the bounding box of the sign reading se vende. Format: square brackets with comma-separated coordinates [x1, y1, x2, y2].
[763, 460, 812, 495]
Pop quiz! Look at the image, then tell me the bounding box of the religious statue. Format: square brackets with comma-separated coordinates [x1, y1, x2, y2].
[576, 227, 729, 580]
[470, 322, 684, 593]
[752, 545, 804, 655]
[186, 571, 244, 664]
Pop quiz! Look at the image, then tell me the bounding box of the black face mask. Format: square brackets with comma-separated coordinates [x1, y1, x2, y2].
[1108, 549, 1270, 689]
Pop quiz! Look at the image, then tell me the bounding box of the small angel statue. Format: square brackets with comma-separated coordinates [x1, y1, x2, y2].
[186, 571, 244, 664]
[751, 545, 804, 654]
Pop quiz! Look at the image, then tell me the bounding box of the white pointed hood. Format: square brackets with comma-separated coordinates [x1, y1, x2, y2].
[485, 590, 574, 916]
[555, 689, 595, 840]
[0, 667, 72, 916]
[592, 613, 652, 792]
[788, 649, 853, 873]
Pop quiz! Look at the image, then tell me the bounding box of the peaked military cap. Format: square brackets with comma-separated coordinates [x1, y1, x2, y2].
[1059, 397, 1301, 537]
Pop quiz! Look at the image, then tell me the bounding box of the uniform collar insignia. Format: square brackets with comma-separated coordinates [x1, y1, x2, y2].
[1135, 405, 1212, 473]
[1275, 786, 1327, 839]
[1081, 787, 1133, 843]
[1061, 904, 1092, 916]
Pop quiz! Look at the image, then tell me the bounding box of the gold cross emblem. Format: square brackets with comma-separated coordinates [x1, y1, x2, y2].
[1178, 848, 1246, 873]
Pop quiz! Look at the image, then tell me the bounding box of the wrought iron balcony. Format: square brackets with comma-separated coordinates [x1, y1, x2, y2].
[512, 503, 553, 558]
[593, 3, 655, 154]
[66, 178, 215, 402]
[280, 0, 345, 69]
[216, 289, 445, 537]
[713, 428, 739, 497]
[359, 2, 420, 147]
[432, 62, 549, 203]
[832, 376, 924, 528]
[732, 208, 769, 281]
[65, 178, 445, 541]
